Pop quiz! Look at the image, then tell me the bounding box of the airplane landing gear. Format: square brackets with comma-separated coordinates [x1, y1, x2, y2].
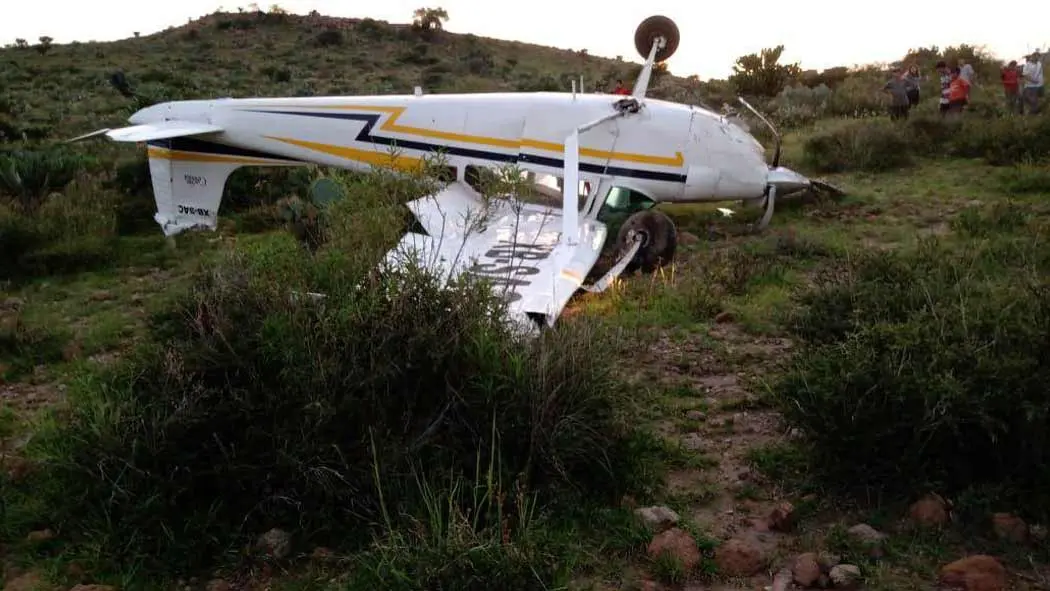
[616, 209, 677, 273]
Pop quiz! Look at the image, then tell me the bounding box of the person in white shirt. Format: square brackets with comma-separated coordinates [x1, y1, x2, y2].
[1022, 52, 1044, 115]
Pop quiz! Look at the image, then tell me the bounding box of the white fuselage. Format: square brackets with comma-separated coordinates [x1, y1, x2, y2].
[129, 91, 775, 204]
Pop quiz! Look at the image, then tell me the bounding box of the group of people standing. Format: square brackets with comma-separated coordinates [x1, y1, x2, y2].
[1001, 53, 1044, 115]
[882, 52, 1044, 120]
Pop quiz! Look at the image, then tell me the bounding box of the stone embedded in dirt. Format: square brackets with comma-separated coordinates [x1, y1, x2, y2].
[635, 506, 681, 533]
[65, 562, 86, 582]
[990, 513, 1028, 543]
[3, 455, 32, 483]
[791, 552, 822, 586]
[714, 536, 766, 577]
[818, 551, 841, 571]
[829, 564, 862, 589]
[62, 341, 83, 362]
[938, 555, 1007, 591]
[3, 571, 53, 591]
[255, 528, 291, 560]
[766, 501, 797, 532]
[771, 567, 793, 591]
[25, 529, 54, 544]
[685, 410, 706, 421]
[681, 433, 704, 451]
[678, 232, 700, 246]
[88, 290, 116, 302]
[638, 580, 662, 591]
[0, 297, 24, 311]
[647, 527, 701, 572]
[846, 523, 886, 557]
[204, 579, 231, 591]
[310, 546, 336, 562]
[714, 311, 735, 324]
[909, 492, 950, 527]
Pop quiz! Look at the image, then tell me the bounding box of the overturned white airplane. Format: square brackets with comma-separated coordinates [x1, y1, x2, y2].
[71, 15, 828, 331]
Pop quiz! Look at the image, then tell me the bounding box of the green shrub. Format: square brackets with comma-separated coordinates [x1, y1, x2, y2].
[823, 76, 887, 118]
[0, 148, 97, 214]
[773, 230, 1050, 520]
[0, 310, 67, 381]
[0, 178, 120, 280]
[997, 163, 1050, 195]
[952, 114, 1050, 165]
[802, 112, 1050, 173]
[21, 169, 652, 578]
[802, 119, 913, 173]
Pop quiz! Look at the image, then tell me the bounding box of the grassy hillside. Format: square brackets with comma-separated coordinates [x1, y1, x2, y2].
[0, 9, 701, 143]
[2, 7, 1050, 591]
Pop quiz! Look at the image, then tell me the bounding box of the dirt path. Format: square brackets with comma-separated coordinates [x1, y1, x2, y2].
[622, 321, 803, 589]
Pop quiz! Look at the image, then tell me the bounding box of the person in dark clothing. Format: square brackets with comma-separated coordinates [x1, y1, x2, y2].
[884, 68, 913, 120]
[904, 64, 922, 107]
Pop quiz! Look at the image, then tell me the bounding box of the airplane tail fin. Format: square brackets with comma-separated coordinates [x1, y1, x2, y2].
[69, 120, 303, 236]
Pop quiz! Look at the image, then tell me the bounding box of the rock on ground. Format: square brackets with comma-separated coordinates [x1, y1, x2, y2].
[791, 552, 821, 587]
[938, 555, 1007, 591]
[765, 501, 796, 532]
[635, 506, 681, 533]
[829, 564, 862, 589]
[990, 513, 1028, 543]
[3, 571, 54, 591]
[847, 523, 887, 557]
[909, 492, 950, 527]
[647, 527, 701, 572]
[714, 537, 766, 577]
[256, 528, 292, 560]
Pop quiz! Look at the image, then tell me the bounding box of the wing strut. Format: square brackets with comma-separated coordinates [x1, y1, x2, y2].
[560, 111, 626, 246]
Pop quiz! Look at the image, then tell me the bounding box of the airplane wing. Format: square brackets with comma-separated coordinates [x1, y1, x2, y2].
[64, 120, 224, 144]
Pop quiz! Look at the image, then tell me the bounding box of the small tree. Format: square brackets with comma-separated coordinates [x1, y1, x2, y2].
[14, 38, 27, 49]
[36, 36, 53, 55]
[729, 45, 801, 98]
[412, 7, 449, 33]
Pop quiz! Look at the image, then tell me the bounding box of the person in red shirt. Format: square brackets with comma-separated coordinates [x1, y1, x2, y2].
[612, 79, 631, 95]
[1001, 60, 1022, 114]
[947, 67, 970, 117]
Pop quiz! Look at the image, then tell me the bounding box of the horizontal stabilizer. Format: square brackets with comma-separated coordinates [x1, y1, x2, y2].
[65, 120, 224, 144]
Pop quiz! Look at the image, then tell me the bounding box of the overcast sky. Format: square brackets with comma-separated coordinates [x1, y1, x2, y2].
[4, 0, 1047, 79]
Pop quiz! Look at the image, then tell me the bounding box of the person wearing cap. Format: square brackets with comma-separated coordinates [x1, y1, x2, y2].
[1021, 52, 1044, 115]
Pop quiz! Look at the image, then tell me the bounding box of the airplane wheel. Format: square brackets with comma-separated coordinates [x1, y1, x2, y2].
[634, 15, 680, 63]
[617, 209, 677, 273]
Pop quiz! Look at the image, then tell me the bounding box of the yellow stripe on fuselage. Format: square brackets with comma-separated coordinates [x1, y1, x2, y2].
[289, 104, 685, 168]
[264, 136, 424, 171]
[146, 146, 286, 165]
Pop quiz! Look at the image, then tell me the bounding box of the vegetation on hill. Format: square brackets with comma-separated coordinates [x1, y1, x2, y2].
[1, 5, 1050, 591]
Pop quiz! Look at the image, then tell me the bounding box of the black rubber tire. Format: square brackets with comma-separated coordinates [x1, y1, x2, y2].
[616, 209, 677, 273]
[634, 15, 680, 63]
